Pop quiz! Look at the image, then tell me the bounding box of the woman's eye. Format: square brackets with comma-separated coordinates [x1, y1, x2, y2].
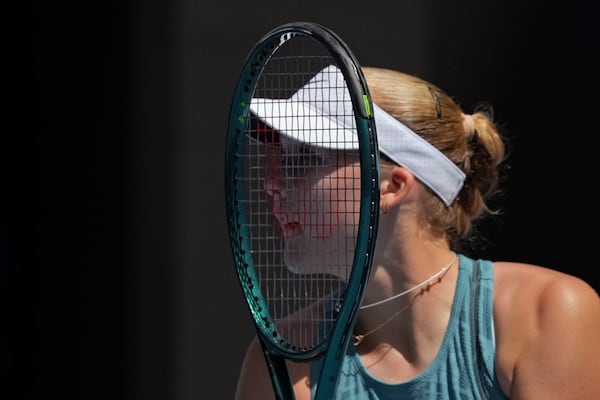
[275, 143, 339, 182]
[284, 153, 326, 170]
[302, 154, 325, 166]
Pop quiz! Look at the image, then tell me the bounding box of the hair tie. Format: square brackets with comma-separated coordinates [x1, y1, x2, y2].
[462, 113, 475, 137]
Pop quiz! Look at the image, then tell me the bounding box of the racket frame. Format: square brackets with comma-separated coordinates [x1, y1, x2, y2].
[225, 21, 380, 399]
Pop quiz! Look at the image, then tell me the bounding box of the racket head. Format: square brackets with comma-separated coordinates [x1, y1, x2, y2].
[225, 22, 379, 362]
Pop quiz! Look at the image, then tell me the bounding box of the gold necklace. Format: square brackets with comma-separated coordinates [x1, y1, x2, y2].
[353, 301, 413, 346]
[353, 254, 457, 346]
[360, 253, 457, 310]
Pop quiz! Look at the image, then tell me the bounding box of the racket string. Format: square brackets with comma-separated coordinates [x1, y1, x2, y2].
[243, 41, 361, 350]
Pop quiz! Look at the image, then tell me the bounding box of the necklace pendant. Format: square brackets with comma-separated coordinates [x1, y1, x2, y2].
[353, 334, 364, 346]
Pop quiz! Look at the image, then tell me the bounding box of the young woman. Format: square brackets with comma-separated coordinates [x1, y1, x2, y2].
[235, 66, 600, 399]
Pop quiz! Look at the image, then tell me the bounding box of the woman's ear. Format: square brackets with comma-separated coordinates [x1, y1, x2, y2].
[380, 166, 416, 213]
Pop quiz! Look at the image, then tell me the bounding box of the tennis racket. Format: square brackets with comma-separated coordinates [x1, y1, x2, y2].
[225, 22, 380, 400]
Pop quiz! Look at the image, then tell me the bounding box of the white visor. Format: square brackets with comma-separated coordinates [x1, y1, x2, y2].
[249, 65, 465, 206]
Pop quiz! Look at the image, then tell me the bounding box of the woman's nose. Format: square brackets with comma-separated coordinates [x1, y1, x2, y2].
[263, 177, 286, 216]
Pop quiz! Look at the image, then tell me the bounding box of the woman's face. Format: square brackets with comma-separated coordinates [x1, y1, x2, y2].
[264, 139, 361, 280]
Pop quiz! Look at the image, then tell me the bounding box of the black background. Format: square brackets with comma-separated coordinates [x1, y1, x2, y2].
[8, 0, 599, 399]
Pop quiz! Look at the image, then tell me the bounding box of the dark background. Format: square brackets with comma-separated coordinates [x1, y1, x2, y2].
[8, 0, 599, 399]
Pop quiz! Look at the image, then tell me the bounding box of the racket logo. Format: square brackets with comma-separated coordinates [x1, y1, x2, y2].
[279, 32, 294, 46]
[257, 120, 341, 240]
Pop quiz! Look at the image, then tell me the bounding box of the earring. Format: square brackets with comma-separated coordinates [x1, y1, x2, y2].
[381, 201, 390, 214]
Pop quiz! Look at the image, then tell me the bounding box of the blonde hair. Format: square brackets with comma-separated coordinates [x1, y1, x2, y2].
[363, 67, 506, 248]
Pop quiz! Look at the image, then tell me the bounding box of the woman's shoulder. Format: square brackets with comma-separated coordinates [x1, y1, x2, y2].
[491, 260, 599, 325]
[492, 260, 598, 307]
[490, 260, 600, 396]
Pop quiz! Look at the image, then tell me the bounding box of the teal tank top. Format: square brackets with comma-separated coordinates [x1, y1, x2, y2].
[310, 254, 509, 399]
